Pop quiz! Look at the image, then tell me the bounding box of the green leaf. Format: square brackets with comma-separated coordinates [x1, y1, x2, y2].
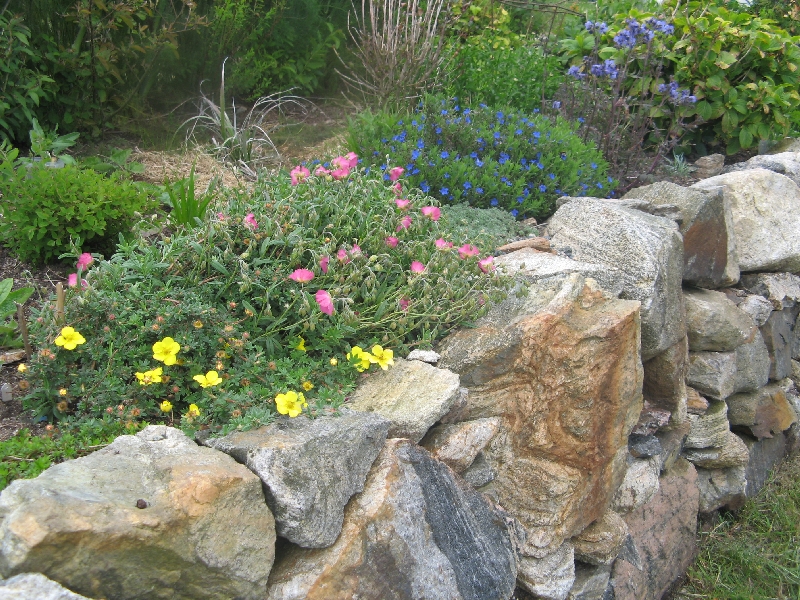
[739, 127, 754, 149]
[210, 260, 230, 275]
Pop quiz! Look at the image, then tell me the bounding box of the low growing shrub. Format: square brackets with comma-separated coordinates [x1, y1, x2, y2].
[0, 162, 156, 264]
[348, 96, 613, 220]
[20, 163, 508, 436]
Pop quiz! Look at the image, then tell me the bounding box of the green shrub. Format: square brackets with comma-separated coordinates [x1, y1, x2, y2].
[20, 165, 508, 435]
[749, 0, 800, 36]
[347, 96, 613, 220]
[0, 163, 156, 264]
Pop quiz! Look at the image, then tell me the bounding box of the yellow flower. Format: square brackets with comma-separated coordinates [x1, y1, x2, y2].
[193, 370, 223, 388]
[193, 320, 203, 329]
[293, 336, 307, 352]
[347, 346, 373, 372]
[186, 403, 201, 418]
[302, 380, 314, 391]
[329, 357, 338, 366]
[159, 400, 173, 413]
[58, 388, 68, 396]
[17, 363, 27, 373]
[369, 345, 394, 370]
[54, 326, 86, 350]
[275, 390, 307, 418]
[152, 337, 181, 365]
[135, 367, 164, 386]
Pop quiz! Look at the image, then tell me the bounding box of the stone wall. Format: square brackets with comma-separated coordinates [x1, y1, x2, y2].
[2, 150, 800, 599]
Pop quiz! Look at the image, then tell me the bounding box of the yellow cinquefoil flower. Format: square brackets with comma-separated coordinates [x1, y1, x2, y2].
[329, 357, 338, 366]
[186, 403, 201, 418]
[135, 367, 163, 386]
[159, 400, 173, 413]
[293, 336, 307, 352]
[302, 380, 314, 391]
[58, 388, 68, 396]
[369, 345, 394, 370]
[275, 390, 307, 418]
[347, 346, 373, 372]
[55, 326, 86, 350]
[193, 370, 223, 388]
[17, 363, 27, 373]
[152, 337, 181, 365]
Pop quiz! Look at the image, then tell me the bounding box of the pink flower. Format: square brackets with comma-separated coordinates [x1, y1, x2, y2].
[385, 236, 399, 248]
[478, 256, 495, 273]
[76, 253, 93, 270]
[244, 213, 258, 230]
[389, 166, 404, 182]
[314, 166, 331, 177]
[435, 238, 453, 250]
[395, 198, 411, 210]
[331, 166, 351, 180]
[421, 206, 441, 221]
[393, 182, 402, 196]
[337, 248, 351, 263]
[396, 216, 412, 231]
[351, 244, 362, 257]
[315, 289, 334, 316]
[320, 256, 330, 274]
[458, 244, 480, 259]
[290, 165, 311, 185]
[399, 297, 410, 312]
[217, 212, 227, 220]
[410, 261, 426, 273]
[289, 268, 315, 283]
[344, 152, 359, 169]
[67, 273, 87, 289]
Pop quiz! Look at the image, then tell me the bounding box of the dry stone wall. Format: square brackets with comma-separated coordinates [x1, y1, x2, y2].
[2, 151, 800, 600]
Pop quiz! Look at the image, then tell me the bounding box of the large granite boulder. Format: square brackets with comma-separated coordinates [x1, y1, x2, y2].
[692, 169, 800, 272]
[684, 288, 757, 352]
[722, 151, 800, 187]
[347, 358, 460, 443]
[265, 439, 518, 600]
[0, 573, 92, 600]
[0, 426, 276, 600]
[204, 411, 390, 548]
[438, 273, 643, 558]
[610, 459, 699, 600]
[546, 198, 684, 360]
[623, 182, 738, 288]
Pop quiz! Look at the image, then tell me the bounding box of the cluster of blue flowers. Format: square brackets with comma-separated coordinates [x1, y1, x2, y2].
[657, 81, 697, 105]
[352, 97, 615, 219]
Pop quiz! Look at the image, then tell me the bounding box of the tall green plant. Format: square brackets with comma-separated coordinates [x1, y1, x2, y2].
[0, 278, 34, 348]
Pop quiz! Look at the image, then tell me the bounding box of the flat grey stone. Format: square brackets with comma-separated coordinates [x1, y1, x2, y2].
[740, 272, 800, 310]
[686, 351, 737, 400]
[738, 294, 774, 327]
[684, 288, 756, 352]
[0, 573, 92, 600]
[760, 307, 797, 380]
[628, 434, 662, 458]
[733, 331, 771, 393]
[722, 152, 800, 187]
[695, 465, 747, 513]
[406, 349, 441, 363]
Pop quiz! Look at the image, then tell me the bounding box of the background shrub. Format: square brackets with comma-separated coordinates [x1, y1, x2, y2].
[348, 95, 613, 220]
[0, 164, 157, 264]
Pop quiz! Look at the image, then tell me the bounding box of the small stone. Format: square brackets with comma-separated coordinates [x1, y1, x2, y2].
[572, 511, 628, 566]
[568, 563, 612, 600]
[683, 430, 750, 469]
[628, 434, 662, 459]
[686, 387, 709, 415]
[726, 382, 797, 440]
[0, 573, 92, 599]
[496, 237, 552, 254]
[740, 272, 800, 310]
[461, 451, 495, 488]
[517, 543, 575, 600]
[734, 331, 771, 394]
[686, 350, 737, 400]
[135, 499, 148, 509]
[406, 349, 440, 363]
[759, 307, 796, 381]
[684, 288, 757, 352]
[738, 294, 774, 327]
[696, 465, 747, 513]
[420, 418, 501, 472]
[631, 406, 671, 436]
[610, 457, 661, 514]
[693, 154, 725, 178]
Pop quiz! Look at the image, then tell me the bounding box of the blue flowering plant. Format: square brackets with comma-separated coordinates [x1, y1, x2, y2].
[347, 96, 613, 220]
[557, 14, 699, 182]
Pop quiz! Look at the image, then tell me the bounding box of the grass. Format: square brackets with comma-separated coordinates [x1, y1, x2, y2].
[679, 450, 800, 600]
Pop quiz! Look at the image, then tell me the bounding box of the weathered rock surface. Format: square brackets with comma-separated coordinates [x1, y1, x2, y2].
[655, 421, 692, 472]
[684, 401, 730, 449]
[571, 511, 628, 566]
[406, 349, 441, 364]
[722, 152, 800, 187]
[740, 272, 800, 310]
[0, 426, 276, 600]
[695, 465, 747, 513]
[517, 543, 575, 600]
[611, 459, 699, 600]
[568, 563, 612, 600]
[684, 288, 756, 351]
[628, 434, 662, 459]
[733, 331, 771, 393]
[265, 439, 518, 600]
[686, 387, 709, 415]
[642, 336, 688, 424]
[347, 358, 460, 443]
[737, 294, 774, 327]
[496, 237, 553, 254]
[686, 350, 736, 400]
[546, 198, 684, 359]
[693, 169, 800, 272]
[420, 418, 501, 472]
[682, 430, 750, 469]
[726, 382, 798, 440]
[0, 573, 92, 600]
[461, 451, 496, 488]
[742, 430, 789, 497]
[759, 307, 797, 381]
[693, 153, 725, 178]
[630, 405, 671, 436]
[204, 411, 390, 548]
[438, 273, 642, 557]
[610, 457, 660, 514]
[623, 182, 738, 288]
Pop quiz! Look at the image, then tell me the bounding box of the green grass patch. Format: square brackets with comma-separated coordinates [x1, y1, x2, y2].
[682, 452, 800, 599]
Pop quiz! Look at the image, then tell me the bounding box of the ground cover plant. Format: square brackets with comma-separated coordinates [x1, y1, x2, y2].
[347, 95, 613, 221]
[16, 156, 510, 448]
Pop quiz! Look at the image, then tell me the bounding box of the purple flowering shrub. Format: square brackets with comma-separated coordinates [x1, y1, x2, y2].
[347, 95, 613, 220]
[556, 15, 698, 183]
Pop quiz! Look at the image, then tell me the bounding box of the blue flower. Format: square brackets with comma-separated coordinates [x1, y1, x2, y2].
[435, 127, 442, 134]
[463, 108, 471, 115]
[440, 187, 449, 195]
[515, 129, 523, 135]
[417, 139, 425, 149]
[498, 152, 510, 165]
[552, 101, 561, 109]
[420, 181, 430, 193]
[491, 198, 498, 206]
[597, 183, 604, 189]
[365, 167, 370, 175]
[560, 152, 567, 160]
[578, 117, 585, 123]
[470, 151, 478, 159]
[567, 65, 586, 80]
[549, 173, 556, 180]
[533, 131, 541, 139]
[463, 181, 472, 190]
[441, 109, 448, 116]
[444, 173, 450, 179]
[493, 131, 501, 140]
[475, 159, 484, 167]
[517, 197, 524, 204]
[441, 151, 449, 159]
[608, 176, 614, 183]
[591, 162, 598, 169]
[511, 209, 518, 217]
[539, 184, 547, 193]
[476, 187, 484, 194]
[411, 149, 420, 160]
